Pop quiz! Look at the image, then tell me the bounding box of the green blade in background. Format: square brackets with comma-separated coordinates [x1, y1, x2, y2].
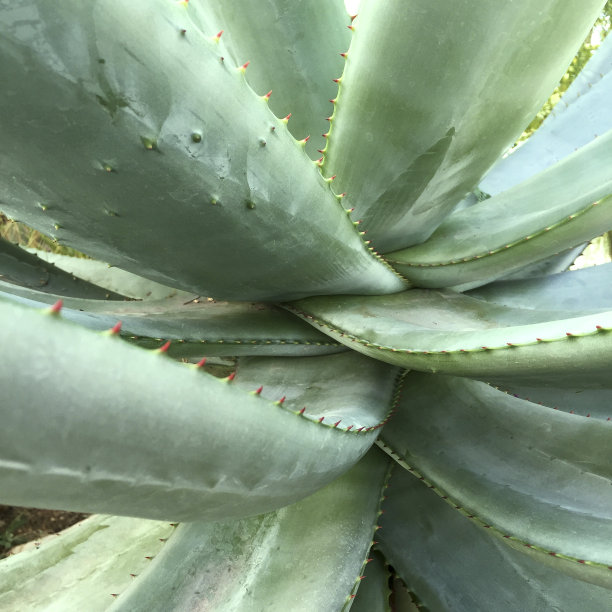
[385, 132, 612, 290]
[287, 289, 612, 386]
[378, 372, 612, 587]
[0, 299, 400, 521]
[199, 0, 351, 160]
[0, 516, 173, 612]
[376, 468, 612, 611]
[467, 262, 612, 311]
[320, 0, 606, 252]
[481, 32, 612, 195]
[108, 451, 390, 612]
[0, 0, 405, 301]
[0, 238, 124, 300]
[349, 551, 393, 612]
[0, 286, 345, 358]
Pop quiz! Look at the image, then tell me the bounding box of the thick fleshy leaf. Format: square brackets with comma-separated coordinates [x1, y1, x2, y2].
[0, 516, 172, 612]
[481, 33, 612, 195]
[467, 262, 612, 311]
[0, 286, 344, 358]
[108, 451, 390, 612]
[198, 0, 351, 159]
[288, 289, 612, 386]
[0, 299, 400, 520]
[378, 372, 612, 587]
[350, 551, 392, 612]
[320, 0, 605, 251]
[0, 238, 124, 300]
[377, 468, 612, 611]
[0, 0, 405, 301]
[385, 132, 612, 290]
[28, 249, 191, 300]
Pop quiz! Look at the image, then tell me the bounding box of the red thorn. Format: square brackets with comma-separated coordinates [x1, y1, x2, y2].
[303, 135, 310, 142]
[240, 61, 250, 70]
[348, 25, 354, 31]
[110, 594, 119, 598]
[110, 321, 122, 335]
[506, 342, 514, 346]
[283, 113, 292, 121]
[346, 425, 353, 431]
[330, 175, 336, 180]
[332, 78, 341, 83]
[322, 132, 329, 138]
[350, 13, 357, 21]
[334, 420, 341, 427]
[318, 416, 325, 423]
[129, 573, 137, 578]
[215, 30, 223, 39]
[326, 116, 332, 121]
[196, 357, 207, 368]
[566, 332, 573, 337]
[329, 98, 337, 104]
[264, 90, 272, 99]
[278, 396, 286, 404]
[340, 52, 347, 58]
[50, 300, 63, 314]
[317, 149, 325, 154]
[255, 385, 263, 395]
[356, 427, 364, 432]
[159, 341, 171, 353]
[144, 556, 154, 560]
[227, 372, 236, 381]
[596, 325, 603, 330]
[536, 338, 543, 342]
[298, 407, 306, 415]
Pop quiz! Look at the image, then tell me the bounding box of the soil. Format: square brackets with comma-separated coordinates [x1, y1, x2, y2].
[0, 505, 89, 558]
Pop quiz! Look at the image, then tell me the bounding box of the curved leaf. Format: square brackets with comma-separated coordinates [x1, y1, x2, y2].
[321, 0, 605, 251]
[0, 515, 172, 612]
[288, 289, 612, 386]
[385, 132, 612, 290]
[378, 372, 612, 586]
[481, 33, 612, 195]
[0, 0, 405, 301]
[377, 468, 612, 611]
[0, 299, 400, 521]
[109, 451, 390, 612]
[0, 286, 345, 358]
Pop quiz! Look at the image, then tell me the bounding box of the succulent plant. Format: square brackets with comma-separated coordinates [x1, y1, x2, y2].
[1, 0, 612, 609]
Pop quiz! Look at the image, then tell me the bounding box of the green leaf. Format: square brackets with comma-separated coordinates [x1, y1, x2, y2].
[287, 289, 612, 386]
[26, 249, 191, 301]
[0, 286, 345, 358]
[321, 0, 606, 251]
[0, 299, 400, 521]
[0, 515, 172, 612]
[0, 238, 124, 300]
[385, 131, 612, 290]
[377, 468, 612, 611]
[467, 262, 612, 311]
[481, 33, 612, 195]
[201, 0, 351, 159]
[350, 551, 392, 612]
[378, 372, 612, 587]
[0, 0, 405, 301]
[108, 451, 390, 612]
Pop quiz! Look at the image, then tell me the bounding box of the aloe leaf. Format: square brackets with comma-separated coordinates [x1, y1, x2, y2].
[0, 287, 344, 358]
[0, 238, 124, 300]
[376, 468, 612, 611]
[349, 551, 392, 612]
[0, 515, 172, 612]
[385, 131, 612, 290]
[0, 299, 400, 520]
[482, 33, 612, 195]
[108, 450, 390, 612]
[320, 0, 606, 251]
[467, 262, 612, 311]
[27, 249, 190, 301]
[287, 289, 612, 386]
[378, 372, 612, 587]
[200, 0, 351, 159]
[0, 0, 405, 301]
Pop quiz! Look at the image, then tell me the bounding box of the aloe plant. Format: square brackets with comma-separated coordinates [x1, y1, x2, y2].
[1, 0, 612, 609]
